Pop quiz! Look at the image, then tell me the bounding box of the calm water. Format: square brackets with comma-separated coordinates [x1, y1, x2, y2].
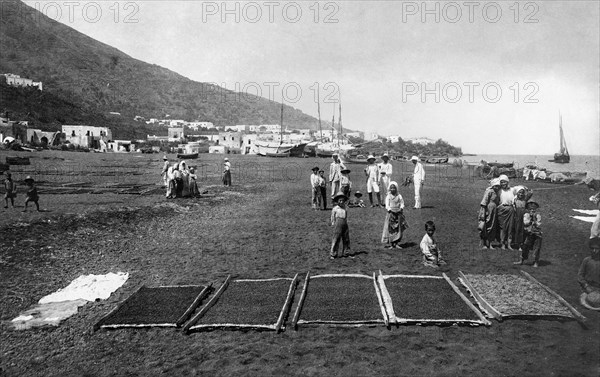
[454, 154, 600, 178]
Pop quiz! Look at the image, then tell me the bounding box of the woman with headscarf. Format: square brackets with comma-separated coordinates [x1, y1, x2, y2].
[497, 174, 516, 249]
[382, 181, 408, 249]
[479, 178, 501, 249]
[178, 160, 190, 197]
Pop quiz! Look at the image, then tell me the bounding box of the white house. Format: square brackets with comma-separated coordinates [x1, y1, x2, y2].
[2, 73, 43, 90]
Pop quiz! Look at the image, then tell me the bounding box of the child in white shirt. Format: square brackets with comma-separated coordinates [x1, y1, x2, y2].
[420, 221, 446, 268]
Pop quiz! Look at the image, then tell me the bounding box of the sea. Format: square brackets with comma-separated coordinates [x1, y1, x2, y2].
[452, 154, 600, 179]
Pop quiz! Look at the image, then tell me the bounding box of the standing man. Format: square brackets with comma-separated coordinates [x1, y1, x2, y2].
[411, 156, 425, 209]
[329, 153, 346, 196]
[223, 157, 232, 186]
[310, 166, 321, 209]
[364, 155, 382, 207]
[378, 153, 392, 198]
[161, 155, 170, 187]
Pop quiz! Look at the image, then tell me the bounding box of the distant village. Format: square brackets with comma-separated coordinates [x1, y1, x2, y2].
[0, 72, 438, 155]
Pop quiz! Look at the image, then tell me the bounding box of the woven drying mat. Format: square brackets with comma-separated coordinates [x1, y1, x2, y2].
[377, 272, 490, 326]
[292, 273, 388, 328]
[458, 271, 585, 322]
[185, 275, 298, 333]
[94, 285, 211, 330]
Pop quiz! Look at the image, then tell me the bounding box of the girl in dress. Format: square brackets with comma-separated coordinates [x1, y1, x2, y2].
[382, 181, 408, 249]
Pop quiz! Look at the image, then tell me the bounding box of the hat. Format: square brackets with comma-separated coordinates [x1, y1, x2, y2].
[163, 155, 168, 160]
[341, 169, 351, 174]
[354, 191, 363, 198]
[312, 166, 320, 172]
[589, 237, 600, 249]
[318, 170, 324, 173]
[381, 153, 389, 160]
[513, 185, 525, 193]
[367, 155, 376, 162]
[224, 158, 229, 161]
[332, 192, 348, 202]
[580, 291, 600, 311]
[410, 156, 419, 161]
[388, 181, 399, 190]
[24, 176, 34, 182]
[490, 178, 501, 187]
[525, 200, 539, 209]
[332, 153, 339, 157]
[499, 174, 509, 182]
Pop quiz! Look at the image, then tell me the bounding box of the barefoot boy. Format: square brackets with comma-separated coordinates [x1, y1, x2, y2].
[420, 221, 446, 268]
[330, 192, 352, 259]
[514, 200, 542, 267]
[23, 176, 40, 212]
[4, 172, 16, 208]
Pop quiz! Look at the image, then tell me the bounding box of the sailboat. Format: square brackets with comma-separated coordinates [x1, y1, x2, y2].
[548, 113, 570, 164]
[253, 101, 295, 157]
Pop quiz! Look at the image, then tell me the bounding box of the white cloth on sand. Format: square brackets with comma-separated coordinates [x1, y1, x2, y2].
[39, 272, 129, 303]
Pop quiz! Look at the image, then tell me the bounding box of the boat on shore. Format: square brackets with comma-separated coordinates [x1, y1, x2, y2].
[177, 152, 199, 159]
[548, 113, 570, 163]
[6, 156, 31, 165]
[425, 156, 449, 164]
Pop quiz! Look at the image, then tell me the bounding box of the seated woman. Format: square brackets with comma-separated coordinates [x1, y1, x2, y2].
[579, 237, 600, 311]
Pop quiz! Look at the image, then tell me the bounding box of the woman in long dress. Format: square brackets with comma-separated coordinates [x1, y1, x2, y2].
[512, 185, 533, 250]
[382, 181, 408, 249]
[497, 174, 516, 249]
[479, 178, 501, 249]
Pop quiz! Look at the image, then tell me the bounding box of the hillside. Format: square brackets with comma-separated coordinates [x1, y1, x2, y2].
[0, 0, 319, 138]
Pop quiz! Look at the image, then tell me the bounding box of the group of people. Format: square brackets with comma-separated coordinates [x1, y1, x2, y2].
[478, 175, 543, 265]
[161, 157, 201, 198]
[315, 153, 441, 267]
[3, 172, 41, 212]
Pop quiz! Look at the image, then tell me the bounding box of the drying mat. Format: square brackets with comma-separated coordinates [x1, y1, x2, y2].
[291, 273, 388, 328]
[459, 271, 585, 323]
[184, 275, 298, 333]
[377, 272, 490, 326]
[94, 285, 211, 330]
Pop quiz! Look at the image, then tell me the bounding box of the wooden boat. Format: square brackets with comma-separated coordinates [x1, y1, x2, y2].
[425, 156, 449, 164]
[177, 152, 199, 159]
[487, 162, 514, 168]
[6, 156, 31, 165]
[548, 113, 570, 163]
[340, 153, 369, 164]
[265, 151, 290, 157]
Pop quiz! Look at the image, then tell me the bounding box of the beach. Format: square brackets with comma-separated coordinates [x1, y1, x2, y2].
[1, 150, 599, 376]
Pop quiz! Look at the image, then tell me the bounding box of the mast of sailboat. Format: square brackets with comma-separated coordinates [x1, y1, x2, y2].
[559, 111, 568, 154]
[338, 100, 342, 148]
[332, 103, 335, 146]
[317, 88, 323, 142]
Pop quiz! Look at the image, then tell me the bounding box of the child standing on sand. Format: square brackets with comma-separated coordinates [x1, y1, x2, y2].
[4, 172, 16, 208]
[514, 200, 542, 267]
[23, 176, 40, 212]
[310, 166, 320, 210]
[330, 192, 352, 259]
[382, 181, 407, 249]
[420, 221, 446, 268]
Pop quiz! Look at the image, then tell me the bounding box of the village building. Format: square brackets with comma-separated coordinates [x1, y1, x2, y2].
[407, 137, 435, 145]
[62, 125, 112, 149]
[168, 127, 184, 142]
[217, 131, 243, 152]
[108, 140, 134, 152]
[2, 73, 43, 90]
[26, 129, 62, 147]
[241, 134, 258, 155]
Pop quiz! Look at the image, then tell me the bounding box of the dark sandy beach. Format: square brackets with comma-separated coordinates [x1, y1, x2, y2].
[1, 150, 598, 376]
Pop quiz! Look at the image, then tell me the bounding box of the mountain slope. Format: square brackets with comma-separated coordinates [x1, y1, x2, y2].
[0, 0, 319, 137]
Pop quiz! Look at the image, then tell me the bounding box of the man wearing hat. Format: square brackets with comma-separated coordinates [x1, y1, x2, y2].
[578, 237, 600, 311]
[310, 166, 321, 209]
[516, 200, 542, 267]
[364, 155, 382, 207]
[328, 154, 346, 196]
[411, 156, 425, 209]
[161, 155, 170, 187]
[222, 157, 231, 186]
[378, 153, 393, 198]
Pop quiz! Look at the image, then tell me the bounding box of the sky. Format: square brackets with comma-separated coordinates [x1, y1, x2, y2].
[22, 0, 600, 155]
